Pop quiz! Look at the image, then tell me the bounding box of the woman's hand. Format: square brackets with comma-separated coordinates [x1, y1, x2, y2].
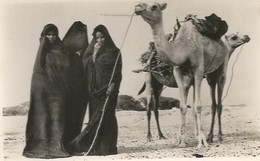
[39, 36, 46, 43]
[106, 83, 116, 96]
[93, 43, 102, 62]
[94, 43, 101, 53]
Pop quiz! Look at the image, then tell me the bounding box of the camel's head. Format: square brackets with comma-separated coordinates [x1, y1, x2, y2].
[225, 33, 250, 49]
[135, 2, 167, 26]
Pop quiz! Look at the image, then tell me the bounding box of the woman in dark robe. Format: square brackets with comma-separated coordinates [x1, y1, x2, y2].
[62, 21, 89, 147]
[23, 24, 70, 159]
[68, 24, 122, 155]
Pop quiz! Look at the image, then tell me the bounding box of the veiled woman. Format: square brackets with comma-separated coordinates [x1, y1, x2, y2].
[68, 24, 122, 155]
[62, 21, 89, 147]
[23, 24, 70, 159]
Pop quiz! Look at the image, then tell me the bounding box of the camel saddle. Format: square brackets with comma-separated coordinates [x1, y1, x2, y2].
[185, 13, 228, 40]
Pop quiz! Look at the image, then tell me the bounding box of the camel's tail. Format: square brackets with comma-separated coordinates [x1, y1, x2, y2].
[138, 82, 146, 95]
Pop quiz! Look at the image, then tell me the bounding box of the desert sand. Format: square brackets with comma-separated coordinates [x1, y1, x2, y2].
[2, 104, 260, 161]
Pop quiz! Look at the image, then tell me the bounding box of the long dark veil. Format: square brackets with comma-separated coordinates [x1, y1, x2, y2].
[62, 21, 90, 147]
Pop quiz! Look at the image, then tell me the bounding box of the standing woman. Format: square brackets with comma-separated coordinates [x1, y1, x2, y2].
[62, 21, 89, 147]
[23, 24, 70, 159]
[68, 24, 122, 155]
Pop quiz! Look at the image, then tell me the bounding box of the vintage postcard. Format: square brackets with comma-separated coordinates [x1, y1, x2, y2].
[1, 0, 259, 161]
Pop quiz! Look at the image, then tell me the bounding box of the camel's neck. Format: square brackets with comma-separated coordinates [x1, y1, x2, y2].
[151, 21, 169, 51]
[224, 41, 236, 59]
[150, 20, 180, 65]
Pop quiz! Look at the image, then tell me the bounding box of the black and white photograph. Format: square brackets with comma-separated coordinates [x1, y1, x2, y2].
[1, 0, 260, 160]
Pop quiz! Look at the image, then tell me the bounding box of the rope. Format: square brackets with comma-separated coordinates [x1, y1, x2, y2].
[221, 45, 244, 102]
[84, 12, 134, 156]
[108, 13, 135, 86]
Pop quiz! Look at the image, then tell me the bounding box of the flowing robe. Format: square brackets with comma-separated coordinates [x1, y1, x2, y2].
[23, 24, 70, 159]
[62, 21, 89, 147]
[68, 46, 122, 155]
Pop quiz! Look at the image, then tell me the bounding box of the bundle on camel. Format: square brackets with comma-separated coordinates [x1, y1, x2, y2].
[139, 42, 173, 75]
[134, 37, 177, 88]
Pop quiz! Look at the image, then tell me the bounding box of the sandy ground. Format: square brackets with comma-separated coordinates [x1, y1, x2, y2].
[2, 105, 260, 161]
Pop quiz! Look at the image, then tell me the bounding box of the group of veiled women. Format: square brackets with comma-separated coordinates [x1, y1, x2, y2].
[23, 22, 122, 159]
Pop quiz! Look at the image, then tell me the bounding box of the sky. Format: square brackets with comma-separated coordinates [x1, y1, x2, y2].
[0, 0, 260, 108]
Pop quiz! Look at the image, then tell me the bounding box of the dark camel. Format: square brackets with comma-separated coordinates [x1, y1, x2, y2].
[206, 33, 250, 142]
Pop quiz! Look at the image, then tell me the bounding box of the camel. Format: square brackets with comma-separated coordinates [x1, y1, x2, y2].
[206, 33, 250, 142]
[135, 40, 173, 141]
[134, 39, 177, 141]
[139, 70, 166, 141]
[137, 33, 250, 142]
[134, 2, 249, 148]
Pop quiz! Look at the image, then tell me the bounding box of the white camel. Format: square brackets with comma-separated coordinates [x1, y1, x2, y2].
[135, 2, 249, 148]
[137, 33, 249, 142]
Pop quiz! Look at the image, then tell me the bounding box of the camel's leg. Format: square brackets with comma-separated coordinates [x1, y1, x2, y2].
[193, 67, 208, 148]
[192, 85, 198, 136]
[207, 82, 217, 143]
[145, 73, 153, 142]
[146, 94, 153, 142]
[153, 86, 166, 140]
[174, 67, 189, 148]
[217, 76, 226, 141]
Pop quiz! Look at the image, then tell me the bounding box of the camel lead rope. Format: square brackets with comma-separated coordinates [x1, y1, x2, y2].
[84, 96, 110, 156]
[84, 12, 134, 156]
[222, 45, 244, 102]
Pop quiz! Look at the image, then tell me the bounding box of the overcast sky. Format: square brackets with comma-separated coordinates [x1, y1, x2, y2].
[0, 0, 260, 108]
